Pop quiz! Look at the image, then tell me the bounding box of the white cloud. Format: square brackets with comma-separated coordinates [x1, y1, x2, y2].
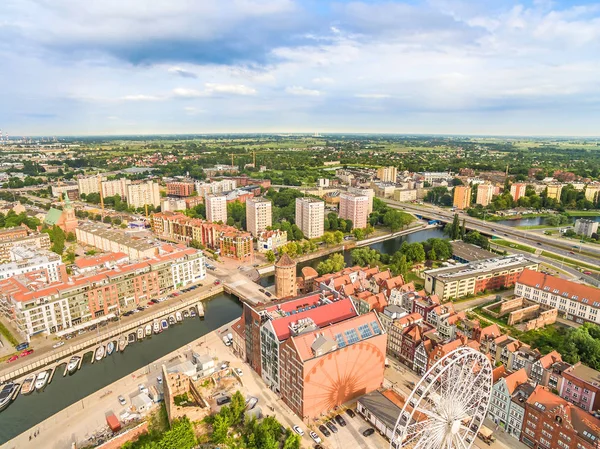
[205, 83, 257, 95]
[355, 93, 391, 99]
[120, 94, 162, 101]
[312, 77, 335, 84]
[285, 86, 321, 96]
[172, 88, 205, 98]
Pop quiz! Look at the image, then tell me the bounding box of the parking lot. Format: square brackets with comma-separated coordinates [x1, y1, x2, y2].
[310, 408, 388, 449]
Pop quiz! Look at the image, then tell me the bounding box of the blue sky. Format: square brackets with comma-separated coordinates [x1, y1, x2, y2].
[2, 0, 600, 136]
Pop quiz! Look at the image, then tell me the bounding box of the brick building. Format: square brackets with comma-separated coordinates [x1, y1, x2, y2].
[166, 181, 195, 197]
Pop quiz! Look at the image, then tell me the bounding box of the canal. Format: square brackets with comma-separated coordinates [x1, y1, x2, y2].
[259, 227, 446, 287]
[495, 214, 600, 228]
[0, 292, 242, 445]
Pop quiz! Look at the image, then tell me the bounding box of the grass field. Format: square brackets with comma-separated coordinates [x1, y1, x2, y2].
[566, 210, 600, 216]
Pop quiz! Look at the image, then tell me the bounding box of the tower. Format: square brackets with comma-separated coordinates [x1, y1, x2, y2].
[62, 196, 78, 234]
[275, 254, 297, 299]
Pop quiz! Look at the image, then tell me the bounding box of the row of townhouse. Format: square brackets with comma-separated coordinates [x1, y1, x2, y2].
[0, 247, 205, 338]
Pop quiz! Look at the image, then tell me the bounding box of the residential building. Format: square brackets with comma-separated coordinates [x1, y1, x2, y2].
[356, 389, 407, 442]
[371, 182, 397, 199]
[0, 247, 65, 283]
[477, 183, 495, 206]
[511, 346, 542, 376]
[317, 178, 330, 188]
[166, 181, 195, 197]
[509, 383, 536, 440]
[559, 363, 600, 413]
[205, 194, 227, 224]
[386, 313, 423, 361]
[393, 188, 418, 203]
[488, 368, 529, 430]
[530, 351, 563, 387]
[256, 230, 287, 253]
[127, 181, 161, 208]
[453, 185, 472, 209]
[0, 231, 50, 262]
[194, 179, 237, 196]
[161, 198, 187, 212]
[275, 254, 297, 299]
[76, 222, 158, 260]
[246, 197, 272, 237]
[77, 174, 105, 196]
[73, 252, 129, 275]
[102, 178, 131, 200]
[377, 166, 397, 183]
[51, 182, 79, 200]
[378, 305, 409, 334]
[240, 292, 386, 419]
[0, 248, 205, 338]
[418, 172, 454, 184]
[425, 255, 539, 300]
[515, 269, 600, 325]
[219, 230, 254, 261]
[295, 197, 324, 239]
[575, 219, 599, 238]
[347, 186, 374, 214]
[339, 192, 369, 229]
[546, 184, 564, 201]
[511, 183, 528, 202]
[584, 184, 600, 203]
[521, 386, 600, 449]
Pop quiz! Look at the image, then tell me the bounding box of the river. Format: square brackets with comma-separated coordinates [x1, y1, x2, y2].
[259, 227, 446, 287]
[496, 214, 600, 228]
[0, 293, 242, 445]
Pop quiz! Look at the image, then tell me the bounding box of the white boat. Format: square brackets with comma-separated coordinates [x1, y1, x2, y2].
[145, 324, 152, 336]
[95, 345, 105, 361]
[0, 382, 19, 411]
[160, 319, 169, 330]
[118, 338, 127, 352]
[137, 328, 144, 340]
[20, 374, 36, 395]
[107, 341, 115, 355]
[183, 310, 189, 319]
[128, 332, 136, 343]
[168, 315, 176, 325]
[67, 356, 81, 374]
[35, 371, 49, 391]
[175, 311, 183, 322]
[153, 321, 161, 334]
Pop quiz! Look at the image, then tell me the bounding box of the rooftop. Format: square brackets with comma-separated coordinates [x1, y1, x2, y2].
[426, 255, 538, 281]
[450, 241, 497, 262]
[517, 269, 600, 307]
[563, 363, 600, 386]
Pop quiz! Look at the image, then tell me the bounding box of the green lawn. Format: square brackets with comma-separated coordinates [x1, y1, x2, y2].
[566, 210, 600, 217]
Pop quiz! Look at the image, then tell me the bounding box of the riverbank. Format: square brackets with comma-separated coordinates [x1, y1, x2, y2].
[565, 210, 600, 216]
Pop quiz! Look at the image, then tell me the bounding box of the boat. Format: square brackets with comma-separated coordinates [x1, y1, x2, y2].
[175, 311, 183, 322]
[190, 308, 197, 317]
[128, 332, 136, 343]
[67, 356, 81, 374]
[183, 310, 189, 319]
[118, 338, 127, 352]
[35, 371, 49, 391]
[107, 341, 115, 355]
[95, 345, 105, 361]
[145, 324, 152, 336]
[168, 315, 176, 325]
[0, 382, 19, 412]
[153, 321, 161, 334]
[20, 374, 36, 395]
[160, 319, 169, 330]
[137, 327, 144, 340]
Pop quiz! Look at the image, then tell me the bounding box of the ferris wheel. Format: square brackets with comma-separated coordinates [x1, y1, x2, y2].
[392, 346, 493, 449]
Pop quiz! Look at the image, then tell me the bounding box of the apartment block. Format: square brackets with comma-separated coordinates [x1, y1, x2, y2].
[0, 232, 51, 262]
[127, 181, 161, 208]
[0, 248, 205, 338]
[546, 184, 564, 201]
[347, 186, 374, 214]
[256, 230, 288, 253]
[102, 178, 131, 200]
[477, 183, 495, 206]
[574, 219, 599, 238]
[194, 179, 237, 196]
[161, 198, 187, 212]
[166, 181, 195, 197]
[425, 255, 539, 300]
[205, 194, 228, 224]
[77, 175, 106, 196]
[510, 183, 527, 202]
[0, 246, 65, 283]
[246, 197, 272, 237]
[76, 223, 158, 260]
[377, 166, 398, 183]
[295, 197, 324, 239]
[584, 184, 600, 203]
[559, 363, 600, 413]
[488, 368, 529, 431]
[339, 192, 369, 229]
[453, 185, 472, 209]
[393, 188, 418, 203]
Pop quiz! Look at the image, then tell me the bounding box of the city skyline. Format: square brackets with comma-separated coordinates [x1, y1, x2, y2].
[3, 0, 600, 136]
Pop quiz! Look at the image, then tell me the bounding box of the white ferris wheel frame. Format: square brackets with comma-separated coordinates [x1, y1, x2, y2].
[391, 346, 493, 449]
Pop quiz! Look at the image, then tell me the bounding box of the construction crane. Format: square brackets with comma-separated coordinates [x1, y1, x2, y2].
[97, 174, 105, 217]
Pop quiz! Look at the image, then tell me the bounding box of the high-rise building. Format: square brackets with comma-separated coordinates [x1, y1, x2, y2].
[295, 197, 325, 239]
[126, 181, 161, 208]
[102, 178, 131, 200]
[166, 181, 195, 197]
[205, 194, 227, 223]
[546, 184, 563, 201]
[347, 186, 374, 214]
[376, 166, 398, 183]
[510, 183, 527, 202]
[453, 185, 472, 209]
[77, 175, 106, 196]
[584, 184, 600, 203]
[476, 183, 495, 206]
[246, 197, 272, 237]
[574, 219, 599, 238]
[339, 192, 369, 229]
[275, 253, 297, 299]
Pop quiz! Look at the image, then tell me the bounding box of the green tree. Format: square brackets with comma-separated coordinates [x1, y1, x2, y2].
[383, 210, 411, 232]
[428, 248, 437, 261]
[352, 228, 365, 240]
[333, 230, 344, 244]
[322, 232, 335, 247]
[351, 247, 381, 266]
[230, 391, 246, 425]
[402, 242, 426, 263]
[265, 250, 276, 263]
[282, 434, 301, 449]
[316, 253, 346, 275]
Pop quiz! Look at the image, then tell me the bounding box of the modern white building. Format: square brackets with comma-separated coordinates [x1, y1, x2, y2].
[0, 247, 64, 283]
[205, 194, 228, 224]
[574, 219, 599, 238]
[127, 181, 161, 208]
[295, 197, 325, 239]
[77, 175, 106, 196]
[194, 179, 237, 196]
[102, 178, 131, 200]
[246, 197, 272, 237]
[161, 198, 187, 212]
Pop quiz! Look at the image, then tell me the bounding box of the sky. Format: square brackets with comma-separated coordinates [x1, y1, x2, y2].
[2, 0, 600, 136]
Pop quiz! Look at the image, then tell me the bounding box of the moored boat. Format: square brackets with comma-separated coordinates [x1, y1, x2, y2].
[175, 311, 183, 322]
[161, 319, 169, 330]
[183, 310, 189, 319]
[107, 341, 115, 355]
[153, 321, 161, 334]
[145, 324, 152, 336]
[128, 332, 136, 343]
[20, 374, 36, 395]
[118, 338, 127, 352]
[0, 382, 19, 412]
[35, 371, 49, 391]
[67, 356, 81, 374]
[190, 308, 197, 317]
[137, 327, 144, 340]
[168, 315, 176, 325]
[95, 345, 105, 361]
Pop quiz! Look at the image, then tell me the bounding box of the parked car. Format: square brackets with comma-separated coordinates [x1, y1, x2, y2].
[20, 349, 34, 357]
[334, 414, 347, 427]
[216, 395, 231, 406]
[235, 368, 243, 376]
[15, 342, 29, 351]
[147, 301, 155, 306]
[346, 408, 356, 418]
[53, 341, 65, 349]
[245, 396, 258, 410]
[156, 376, 162, 385]
[325, 421, 338, 433]
[293, 426, 304, 436]
[309, 431, 321, 443]
[318, 425, 331, 437]
[6, 355, 18, 363]
[138, 384, 148, 394]
[118, 395, 127, 406]
[265, 291, 272, 298]
[363, 428, 375, 437]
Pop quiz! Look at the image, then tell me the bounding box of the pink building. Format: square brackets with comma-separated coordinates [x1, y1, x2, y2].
[339, 192, 369, 229]
[559, 363, 600, 412]
[510, 183, 527, 202]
